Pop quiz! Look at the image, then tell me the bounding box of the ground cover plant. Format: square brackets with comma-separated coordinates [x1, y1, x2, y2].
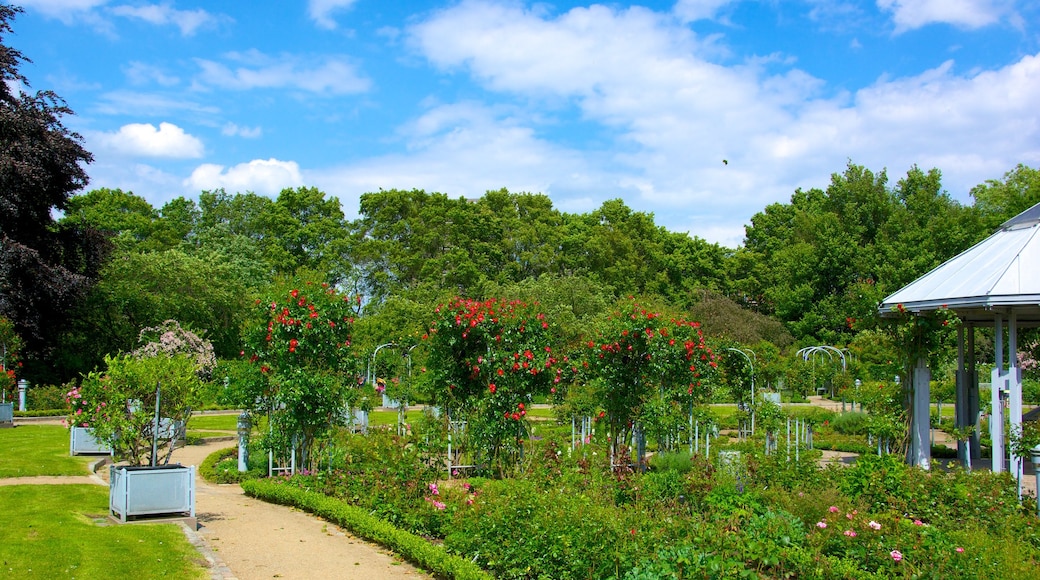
[276, 427, 1040, 579]
[0, 484, 207, 579]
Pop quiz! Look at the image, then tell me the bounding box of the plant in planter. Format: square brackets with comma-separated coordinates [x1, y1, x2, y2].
[66, 320, 213, 465]
[0, 317, 22, 422]
[65, 321, 213, 521]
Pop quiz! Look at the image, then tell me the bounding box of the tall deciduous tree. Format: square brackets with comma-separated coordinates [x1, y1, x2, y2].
[0, 5, 108, 376]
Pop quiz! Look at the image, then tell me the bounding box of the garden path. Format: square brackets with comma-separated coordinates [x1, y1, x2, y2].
[168, 439, 433, 580]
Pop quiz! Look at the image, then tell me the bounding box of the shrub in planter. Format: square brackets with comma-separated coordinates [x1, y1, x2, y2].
[65, 320, 213, 466]
[68, 353, 201, 465]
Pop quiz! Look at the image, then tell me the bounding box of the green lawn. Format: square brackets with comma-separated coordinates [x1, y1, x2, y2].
[0, 425, 94, 477]
[186, 413, 240, 431]
[0, 484, 206, 579]
[368, 409, 424, 427]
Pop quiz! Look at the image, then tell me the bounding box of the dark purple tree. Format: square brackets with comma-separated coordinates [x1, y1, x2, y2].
[0, 5, 109, 381]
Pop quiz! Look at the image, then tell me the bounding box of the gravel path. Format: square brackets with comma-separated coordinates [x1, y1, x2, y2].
[168, 440, 432, 580]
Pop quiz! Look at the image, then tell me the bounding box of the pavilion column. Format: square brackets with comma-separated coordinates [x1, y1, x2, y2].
[1009, 312, 1023, 496]
[911, 357, 931, 469]
[967, 324, 981, 462]
[992, 314, 1005, 473]
[956, 325, 969, 465]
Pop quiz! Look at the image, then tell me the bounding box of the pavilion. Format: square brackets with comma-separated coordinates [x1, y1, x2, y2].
[879, 202, 1040, 487]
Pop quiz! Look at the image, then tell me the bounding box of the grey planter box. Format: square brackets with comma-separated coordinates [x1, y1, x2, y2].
[109, 464, 196, 522]
[70, 426, 113, 455]
[761, 392, 781, 404]
[0, 402, 12, 427]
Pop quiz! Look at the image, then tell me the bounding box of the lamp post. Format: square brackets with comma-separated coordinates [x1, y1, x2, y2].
[17, 379, 27, 412]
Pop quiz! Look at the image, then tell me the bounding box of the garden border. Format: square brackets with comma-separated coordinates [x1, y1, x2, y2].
[241, 479, 491, 580]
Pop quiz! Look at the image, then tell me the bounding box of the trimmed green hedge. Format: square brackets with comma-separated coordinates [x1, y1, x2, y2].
[13, 409, 66, 417]
[241, 479, 492, 580]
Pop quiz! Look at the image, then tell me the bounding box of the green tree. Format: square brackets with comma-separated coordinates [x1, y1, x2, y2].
[971, 164, 1040, 231]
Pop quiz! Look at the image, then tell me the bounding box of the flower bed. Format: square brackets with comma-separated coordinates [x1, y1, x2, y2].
[266, 429, 1040, 579]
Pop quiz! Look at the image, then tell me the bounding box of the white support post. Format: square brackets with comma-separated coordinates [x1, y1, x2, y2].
[992, 314, 1005, 473]
[912, 358, 931, 469]
[1009, 312, 1023, 497]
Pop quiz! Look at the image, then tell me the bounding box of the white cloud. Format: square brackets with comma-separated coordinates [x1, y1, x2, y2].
[94, 90, 220, 116]
[876, 0, 1012, 32]
[222, 123, 263, 138]
[672, 0, 737, 23]
[308, 0, 358, 30]
[308, 102, 606, 220]
[124, 61, 180, 86]
[401, 0, 1040, 246]
[194, 50, 370, 94]
[185, 158, 304, 196]
[110, 3, 219, 35]
[19, 0, 107, 19]
[90, 122, 204, 158]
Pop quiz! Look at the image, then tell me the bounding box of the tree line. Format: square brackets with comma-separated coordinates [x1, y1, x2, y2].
[4, 3, 1040, 389]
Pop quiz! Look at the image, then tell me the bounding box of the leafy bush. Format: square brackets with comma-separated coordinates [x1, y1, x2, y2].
[26, 383, 67, 410]
[830, 411, 868, 435]
[199, 446, 264, 484]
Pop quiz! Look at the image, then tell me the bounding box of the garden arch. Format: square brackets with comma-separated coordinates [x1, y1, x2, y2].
[880, 202, 1040, 490]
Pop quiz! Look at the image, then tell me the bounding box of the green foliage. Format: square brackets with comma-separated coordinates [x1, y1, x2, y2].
[67, 352, 202, 466]
[239, 276, 362, 468]
[242, 478, 492, 580]
[198, 445, 264, 484]
[421, 297, 567, 474]
[24, 383, 68, 410]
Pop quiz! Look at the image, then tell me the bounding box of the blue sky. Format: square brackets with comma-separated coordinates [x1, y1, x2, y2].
[9, 0, 1040, 247]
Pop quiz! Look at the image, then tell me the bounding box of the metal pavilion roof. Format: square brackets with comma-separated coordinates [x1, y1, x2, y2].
[879, 202, 1040, 325]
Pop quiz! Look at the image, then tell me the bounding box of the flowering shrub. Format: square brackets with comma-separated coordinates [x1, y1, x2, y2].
[239, 277, 362, 469]
[0, 316, 22, 402]
[421, 297, 567, 475]
[131, 320, 216, 380]
[65, 352, 202, 465]
[581, 300, 718, 457]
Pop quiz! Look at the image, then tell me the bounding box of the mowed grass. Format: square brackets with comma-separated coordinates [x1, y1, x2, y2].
[186, 413, 240, 431]
[368, 409, 424, 427]
[0, 425, 94, 477]
[0, 484, 206, 579]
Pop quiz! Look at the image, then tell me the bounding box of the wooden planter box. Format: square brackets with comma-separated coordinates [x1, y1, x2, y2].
[70, 426, 113, 455]
[109, 464, 195, 523]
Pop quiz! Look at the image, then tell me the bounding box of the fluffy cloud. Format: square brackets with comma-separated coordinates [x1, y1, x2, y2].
[308, 0, 358, 30]
[222, 123, 263, 138]
[404, 0, 1040, 246]
[110, 3, 219, 35]
[185, 158, 304, 196]
[876, 0, 1012, 32]
[309, 101, 604, 220]
[672, 0, 738, 23]
[91, 122, 204, 158]
[194, 50, 370, 94]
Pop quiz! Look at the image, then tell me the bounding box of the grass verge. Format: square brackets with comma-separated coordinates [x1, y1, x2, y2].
[0, 425, 94, 477]
[242, 478, 492, 580]
[0, 484, 207, 579]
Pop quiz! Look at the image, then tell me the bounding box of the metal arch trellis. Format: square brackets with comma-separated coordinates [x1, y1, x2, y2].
[725, 347, 757, 436]
[796, 345, 847, 397]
